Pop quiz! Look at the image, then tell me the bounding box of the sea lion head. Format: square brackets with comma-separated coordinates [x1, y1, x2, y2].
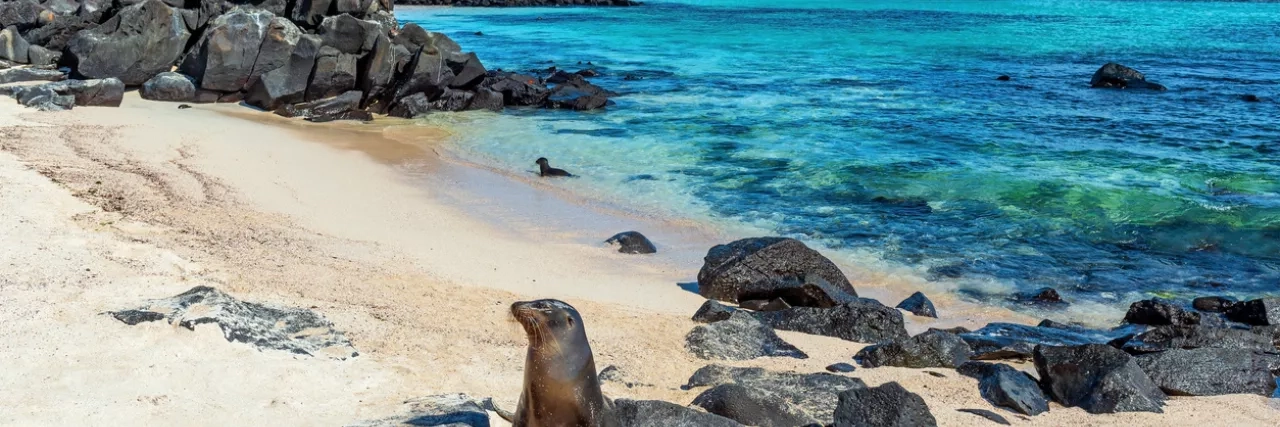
[511, 299, 589, 350]
[535, 157, 550, 166]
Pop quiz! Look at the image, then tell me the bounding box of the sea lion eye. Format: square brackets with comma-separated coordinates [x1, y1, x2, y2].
[565, 315, 574, 327]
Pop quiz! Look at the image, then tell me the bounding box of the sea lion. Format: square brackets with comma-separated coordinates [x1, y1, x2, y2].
[536, 157, 573, 177]
[510, 299, 617, 427]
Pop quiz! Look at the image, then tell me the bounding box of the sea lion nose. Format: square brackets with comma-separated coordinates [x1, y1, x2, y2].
[511, 301, 528, 317]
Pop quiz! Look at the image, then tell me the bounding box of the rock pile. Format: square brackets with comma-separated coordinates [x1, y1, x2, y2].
[394, 0, 639, 6]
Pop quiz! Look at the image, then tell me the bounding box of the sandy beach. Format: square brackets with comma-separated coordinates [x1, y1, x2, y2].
[1, 95, 1277, 426]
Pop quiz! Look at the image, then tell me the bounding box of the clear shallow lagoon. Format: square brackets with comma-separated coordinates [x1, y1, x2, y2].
[397, 0, 1280, 310]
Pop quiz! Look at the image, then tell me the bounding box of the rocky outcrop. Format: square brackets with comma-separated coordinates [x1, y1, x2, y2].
[1090, 63, 1166, 91]
[1123, 298, 1200, 326]
[895, 291, 936, 318]
[65, 0, 190, 85]
[833, 382, 937, 427]
[605, 231, 656, 254]
[1120, 324, 1277, 354]
[140, 72, 196, 102]
[683, 365, 865, 426]
[349, 393, 488, 427]
[613, 399, 744, 427]
[684, 311, 807, 361]
[754, 300, 908, 343]
[697, 237, 857, 304]
[855, 330, 972, 369]
[1223, 298, 1280, 326]
[957, 362, 1049, 416]
[1134, 348, 1279, 397]
[1033, 344, 1165, 414]
[110, 286, 358, 359]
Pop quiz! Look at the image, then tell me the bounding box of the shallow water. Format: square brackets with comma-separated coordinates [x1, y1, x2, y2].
[397, 0, 1280, 311]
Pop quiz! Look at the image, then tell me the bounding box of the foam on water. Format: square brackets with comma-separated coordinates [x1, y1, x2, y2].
[398, 0, 1280, 316]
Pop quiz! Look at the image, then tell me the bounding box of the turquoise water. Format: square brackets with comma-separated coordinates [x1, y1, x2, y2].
[397, 1, 1280, 309]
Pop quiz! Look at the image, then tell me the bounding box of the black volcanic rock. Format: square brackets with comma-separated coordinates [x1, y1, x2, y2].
[895, 291, 937, 318]
[692, 384, 817, 427]
[605, 231, 656, 254]
[1120, 324, 1277, 354]
[275, 90, 363, 120]
[1009, 287, 1067, 308]
[1135, 348, 1279, 397]
[140, 71, 195, 102]
[0, 66, 64, 84]
[307, 46, 359, 101]
[855, 330, 972, 369]
[245, 34, 322, 110]
[697, 237, 857, 304]
[957, 361, 1049, 416]
[684, 311, 807, 361]
[1192, 296, 1236, 313]
[692, 300, 733, 324]
[755, 300, 908, 344]
[1090, 63, 1166, 91]
[833, 382, 937, 427]
[65, 0, 190, 85]
[0, 26, 29, 63]
[1123, 298, 1200, 326]
[1033, 344, 1165, 414]
[481, 71, 548, 106]
[826, 363, 856, 373]
[613, 399, 744, 427]
[178, 8, 275, 92]
[683, 365, 865, 426]
[350, 393, 488, 427]
[1223, 298, 1280, 326]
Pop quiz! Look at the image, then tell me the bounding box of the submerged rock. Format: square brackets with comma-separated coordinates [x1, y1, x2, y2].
[613, 399, 744, 427]
[1120, 324, 1277, 354]
[1033, 344, 1165, 414]
[855, 330, 972, 369]
[1089, 63, 1166, 91]
[1123, 298, 1200, 326]
[684, 311, 807, 361]
[1223, 298, 1280, 326]
[1009, 287, 1068, 308]
[697, 237, 857, 304]
[833, 382, 937, 427]
[692, 300, 734, 324]
[1135, 348, 1279, 397]
[957, 361, 1049, 416]
[348, 393, 488, 427]
[894, 291, 937, 318]
[692, 384, 817, 427]
[109, 285, 357, 359]
[604, 231, 656, 254]
[683, 365, 866, 426]
[755, 300, 908, 344]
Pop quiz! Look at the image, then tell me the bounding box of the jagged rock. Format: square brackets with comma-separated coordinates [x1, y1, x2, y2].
[25, 44, 56, 65]
[833, 382, 937, 427]
[40, 77, 123, 106]
[958, 322, 1140, 361]
[42, 0, 77, 15]
[178, 9, 271, 92]
[1123, 298, 1200, 326]
[140, 72, 195, 102]
[1135, 348, 1279, 397]
[0, 0, 45, 30]
[275, 90, 363, 119]
[1193, 296, 1236, 313]
[613, 399, 744, 427]
[826, 363, 856, 373]
[12, 84, 72, 110]
[306, 110, 371, 122]
[388, 50, 453, 105]
[755, 300, 908, 343]
[683, 365, 866, 426]
[692, 384, 818, 427]
[388, 91, 430, 118]
[348, 393, 488, 427]
[65, 0, 190, 85]
[357, 31, 396, 107]
[0, 66, 64, 83]
[393, 23, 459, 56]
[317, 13, 378, 55]
[685, 311, 806, 361]
[429, 87, 473, 111]
[1090, 63, 1166, 90]
[290, 0, 332, 27]
[245, 34, 321, 110]
[21, 13, 94, 51]
[1009, 287, 1067, 308]
[468, 87, 502, 112]
[692, 300, 733, 324]
[109, 285, 357, 359]
[1033, 344, 1164, 414]
[0, 26, 29, 63]
[855, 330, 972, 369]
[1223, 298, 1280, 326]
[546, 77, 610, 110]
[1120, 324, 1277, 354]
[605, 231, 656, 254]
[697, 237, 857, 304]
[1252, 325, 1280, 350]
[895, 291, 937, 318]
[957, 362, 1049, 416]
[306, 46, 358, 101]
[481, 71, 547, 106]
[445, 51, 485, 90]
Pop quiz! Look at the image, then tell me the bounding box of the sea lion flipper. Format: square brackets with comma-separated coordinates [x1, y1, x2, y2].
[482, 397, 516, 423]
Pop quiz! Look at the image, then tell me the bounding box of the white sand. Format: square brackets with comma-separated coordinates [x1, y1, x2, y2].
[0, 94, 1276, 426]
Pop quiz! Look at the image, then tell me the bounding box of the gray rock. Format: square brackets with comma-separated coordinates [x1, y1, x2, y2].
[76, 0, 112, 22]
[13, 84, 73, 110]
[855, 329, 972, 369]
[956, 361, 1049, 416]
[468, 87, 503, 112]
[0, 0, 45, 29]
[1090, 63, 1166, 90]
[388, 91, 430, 118]
[21, 13, 93, 51]
[683, 365, 866, 425]
[1224, 298, 1280, 326]
[1135, 348, 1279, 397]
[692, 300, 733, 324]
[754, 300, 908, 344]
[109, 285, 357, 359]
[959, 322, 1141, 361]
[274, 90, 363, 119]
[40, 77, 124, 106]
[389, 51, 453, 103]
[895, 291, 936, 318]
[685, 311, 807, 361]
[1193, 296, 1236, 313]
[1033, 344, 1165, 414]
[605, 231, 656, 254]
[247, 17, 302, 90]
[697, 237, 857, 304]
[826, 363, 856, 373]
[546, 78, 611, 110]
[178, 8, 273, 92]
[392, 23, 459, 56]
[0, 66, 64, 84]
[316, 13, 378, 55]
[692, 384, 818, 427]
[833, 382, 937, 427]
[65, 0, 190, 85]
[290, 0, 332, 27]
[1123, 298, 1200, 326]
[140, 71, 195, 102]
[357, 31, 396, 107]
[25, 45, 57, 65]
[244, 34, 320, 110]
[1120, 324, 1277, 354]
[428, 87, 473, 112]
[480, 71, 548, 106]
[348, 393, 488, 427]
[445, 51, 485, 90]
[42, 0, 78, 15]
[613, 399, 744, 427]
[306, 46, 358, 101]
[0, 26, 29, 63]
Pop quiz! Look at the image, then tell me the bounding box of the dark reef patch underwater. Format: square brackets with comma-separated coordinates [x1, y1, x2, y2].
[399, 0, 1280, 313]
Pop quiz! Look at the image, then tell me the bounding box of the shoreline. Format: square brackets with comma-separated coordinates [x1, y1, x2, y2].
[2, 95, 1277, 425]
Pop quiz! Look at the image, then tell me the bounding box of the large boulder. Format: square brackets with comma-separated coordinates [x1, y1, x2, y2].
[290, 0, 332, 27]
[833, 382, 937, 427]
[356, 31, 396, 107]
[894, 291, 937, 318]
[957, 362, 1049, 416]
[469, 87, 503, 112]
[274, 90, 364, 120]
[1193, 296, 1236, 313]
[428, 87, 473, 111]
[0, 0, 46, 30]
[140, 71, 195, 102]
[1123, 298, 1200, 326]
[481, 71, 548, 106]
[1223, 298, 1280, 326]
[387, 91, 430, 118]
[697, 237, 857, 304]
[244, 33, 320, 110]
[316, 13, 378, 55]
[545, 78, 610, 110]
[1120, 324, 1277, 354]
[613, 399, 744, 427]
[855, 330, 972, 369]
[959, 322, 1141, 361]
[10, 84, 73, 110]
[41, 77, 124, 106]
[445, 51, 485, 90]
[25, 45, 56, 65]
[65, 0, 190, 85]
[305, 46, 358, 101]
[393, 23, 459, 56]
[683, 365, 865, 426]
[1033, 344, 1165, 414]
[684, 311, 807, 361]
[755, 300, 908, 343]
[692, 384, 818, 427]
[0, 65, 63, 84]
[1089, 63, 1166, 91]
[178, 8, 273, 92]
[691, 300, 733, 324]
[0, 26, 29, 63]
[20, 13, 94, 51]
[1135, 348, 1279, 397]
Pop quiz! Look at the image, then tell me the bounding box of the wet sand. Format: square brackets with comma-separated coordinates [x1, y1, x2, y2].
[1, 94, 1276, 426]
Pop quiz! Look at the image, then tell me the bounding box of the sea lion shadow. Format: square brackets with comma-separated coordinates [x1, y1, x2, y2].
[403, 412, 488, 426]
[677, 282, 700, 294]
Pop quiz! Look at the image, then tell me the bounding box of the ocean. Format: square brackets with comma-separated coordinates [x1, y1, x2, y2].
[396, 0, 1280, 311]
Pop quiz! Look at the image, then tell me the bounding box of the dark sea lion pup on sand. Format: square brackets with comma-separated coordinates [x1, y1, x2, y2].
[536, 157, 574, 177]
[510, 299, 618, 427]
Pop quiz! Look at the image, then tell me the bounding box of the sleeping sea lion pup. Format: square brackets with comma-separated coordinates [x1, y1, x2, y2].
[510, 299, 618, 427]
[536, 157, 574, 177]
